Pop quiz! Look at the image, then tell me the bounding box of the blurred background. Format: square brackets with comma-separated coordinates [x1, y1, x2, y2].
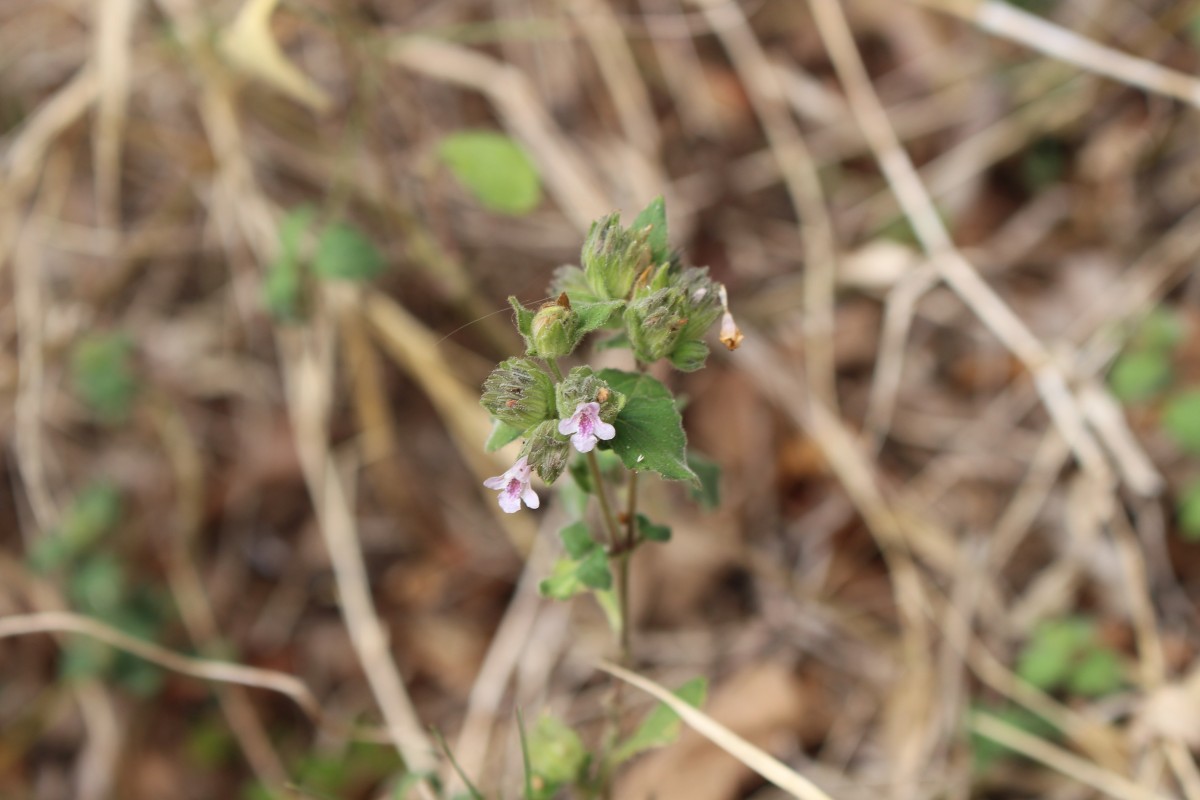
[4, 0, 1200, 797]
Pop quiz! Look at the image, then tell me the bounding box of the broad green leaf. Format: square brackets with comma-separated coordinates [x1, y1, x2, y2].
[1178, 481, 1200, 541]
[559, 521, 599, 560]
[485, 418, 524, 452]
[631, 196, 668, 266]
[1163, 391, 1200, 455]
[597, 369, 698, 486]
[550, 265, 604, 306]
[439, 131, 542, 216]
[314, 223, 385, 281]
[538, 558, 587, 600]
[69, 553, 125, 614]
[527, 715, 586, 796]
[576, 548, 612, 590]
[610, 677, 707, 764]
[71, 333, 138, 424]
[686, 451, 721, 510]
[636, 513, 671, 543]
[1068, 648, 1123, 697]
[1109, 350, 1171, 403]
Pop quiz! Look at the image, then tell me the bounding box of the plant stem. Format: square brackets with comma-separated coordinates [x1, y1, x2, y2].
[585, 450, 622, 550]
[546, 357, 564, 381]
[618, 470, 638, 664]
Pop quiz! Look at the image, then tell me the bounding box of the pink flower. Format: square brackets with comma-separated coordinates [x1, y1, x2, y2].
[483, 456, 540, 513]
[558, 401, 616, 453]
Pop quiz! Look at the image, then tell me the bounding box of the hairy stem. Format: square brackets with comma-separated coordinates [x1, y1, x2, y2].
[586, 450, 622, 550]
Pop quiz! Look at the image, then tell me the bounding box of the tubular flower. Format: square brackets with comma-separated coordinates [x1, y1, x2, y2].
[483, 456, 540, 513]
[558, 401, 616, 453]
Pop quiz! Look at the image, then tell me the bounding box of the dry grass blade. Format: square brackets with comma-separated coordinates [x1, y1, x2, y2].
[970, 711, 1172, 800]
[219, 0, 332, 111]
[0, 611, 333, 730]
[599, 662, 837, 800]
[911, 0, 1200, 108]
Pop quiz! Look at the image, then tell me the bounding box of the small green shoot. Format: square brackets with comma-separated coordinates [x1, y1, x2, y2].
[438, 131, 542, 215]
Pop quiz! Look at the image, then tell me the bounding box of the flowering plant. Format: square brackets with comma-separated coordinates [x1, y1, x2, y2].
[477, 198, 738, 797]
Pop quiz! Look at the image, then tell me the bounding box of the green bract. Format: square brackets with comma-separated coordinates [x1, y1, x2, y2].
[522, 420, 571, 484]
[581, 212, 652, 300]
[555, 366, 625, 422]
[530, 302, 580, 358]
[480, 358, 555, 430]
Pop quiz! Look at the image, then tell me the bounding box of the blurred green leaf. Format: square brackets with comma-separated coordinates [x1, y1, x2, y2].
[439, 131, 542, 215]
[527, 714, 587, 798]
[29, 483, 121, 573]
[1020, 138, 1066, 193]
[1133, 308, 1185, 352]
[1068, 648, 1123, 697]
[1016, 617, 1094, 690]
[185, 717, 236, 768]
[576, 548, 612, 590]
[538, 558, 588, 600]
[1178, 481, 1200, 541]
[636, 513, 671, 543]
[1163, 391, 1200, 455]
[263, 254, 304, 320]
[59, 635, 115, 682]
[71, 333, 138, 423]
[68, 553, 126, 614]
[610, 677, 707, 764]
[559, 521, 599, 560]
[1109, 350, 1172, 403]
[574, 299, 626, 336]
[686, 451, 721, 510]
[314, 223, 385, 281]
[970, 703, 1058, 773]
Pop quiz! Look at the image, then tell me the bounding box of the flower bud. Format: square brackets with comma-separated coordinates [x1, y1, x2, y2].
[581, 213, 652, 300]
[555, 366, 625, 423]
[623, 288, 688, 364]
[480, 358, 556, 430]
[522, 420, 571, 484]
[530, 296, 580, 358]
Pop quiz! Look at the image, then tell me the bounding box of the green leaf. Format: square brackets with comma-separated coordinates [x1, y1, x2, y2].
[69, 553, 126, 614]
[595, 331, 631, 351]
[278, 205, 316, 260]
[71, 333, 139, 424]
[1163, 391, 1200, 455]
[559, 521, 599, 560]
[636, 513, 671, 543]
[1016, 618, 1095, 690]
[538, 558, 588, 600]
[1109, 350, 1172, 403]
[610, 677, 707, 764]
[970, 703, 1058, 773]
[313, 223, 385, 281]
[1178, 481, 1200, 541]
[596, 369, 698, 486]
[509, 296, 536, 352]
[557, 472, 590, 519]
[631, 196, 669, 266]
[1068, 648, 1123, 697]
[576, 548, 612, 590]
[263, 254, 304, 321]
[1133, 308, 1184, 351]
[485, 418, 525, 452]
[687, 452, 721, 510]
[549, 265, 604, 306]
[438, 131, 542, 216]
[30, 483, 121, 572]
[527, 715, 587, 796]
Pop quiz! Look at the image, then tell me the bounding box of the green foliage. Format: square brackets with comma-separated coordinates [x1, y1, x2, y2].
[71, 333, 139, 423]
[29, 483, 121, 573]
[263, 206, 315, 320]
[1016, 617, 1123, 697]
[1132, 308, 1184, 351]
[686, 452, 721, 510]
[610, 677, 707, 764]
[597, 369, 699, 485]
[314, 223, 385, 281]
[484, 419, 524, 453]
[1109, 350, 1172, 403]
[559, 521, 598, 559]
[630, 195, 669, 266]
[1163, 391, 1200, 455]
[526, 715, 587, 799]
[636, 513, 671, 543]
[438, 131, 543, 215]
[970, 703, 1059, 773]
[1178, 481, 1200, 541]
[540, 523, 612, 597]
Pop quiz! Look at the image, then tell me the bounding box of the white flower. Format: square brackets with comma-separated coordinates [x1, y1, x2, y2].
[483, 456, 540, 513]
[557, 401, 616, 454]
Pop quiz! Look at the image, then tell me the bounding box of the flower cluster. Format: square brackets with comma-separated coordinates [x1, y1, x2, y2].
[480, 198, 737, 513]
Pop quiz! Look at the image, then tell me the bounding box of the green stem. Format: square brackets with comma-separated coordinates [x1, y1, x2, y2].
[586, 450, 622, 550]
[546, 357, 564, 381]
[618, 470, 638, 663]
